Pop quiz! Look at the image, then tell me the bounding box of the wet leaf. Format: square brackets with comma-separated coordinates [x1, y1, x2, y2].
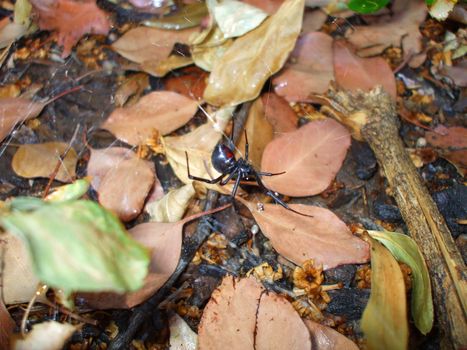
[304, 320, 359, 350]
[145, 183, 195, 222]
[169, 313, 198, 350]
[261, 118, 351, 197]
[203, 0, 305, 106]
[101, 91, 199, 145]
[30, 0, 110, 57]
[143, 2, 208, 30]
[361, 237, 408, 350]
[12, 321, 78, 350]
[273, 32, 334, 102]
[198, 276, 311, 350]
[87, 147, 156, 222]
[0, 199, 150, 294]
[262, 92, 298, 135]
[0, 97, 46, 142]
[12, 142, 77, 183]
[112, 27, 197, 64]
[213, 0, 268, 39]
[368, 230, 433, 335]
[141, 55, 194, 78]
[241, 200, 370, 269]
[333, 40, 397, 100]
[114, 73, 149, 107]
[236, 97, 273, 168]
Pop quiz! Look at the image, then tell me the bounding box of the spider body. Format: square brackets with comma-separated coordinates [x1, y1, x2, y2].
[211, 143, 237, 173]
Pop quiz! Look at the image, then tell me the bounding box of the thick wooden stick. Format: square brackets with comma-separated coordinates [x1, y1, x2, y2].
[328, 87, 467, 350]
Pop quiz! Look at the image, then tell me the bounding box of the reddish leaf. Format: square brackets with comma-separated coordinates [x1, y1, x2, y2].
[262, 92, 297, 135]
[261, 118, 351, 197]
[198, 276, 311, 350]
[101, 91, 199, 145]
[30, 0, 110, 57]
[241, 0, 285, 14]
[333, 40, 397, 100]
[273, 32, 334, 102]
[0, 299, 14, 350]
[241, 201, 370, 269]
[304, 320, 359, 350]
[164, 66, 209, 100]
[425, 126, 467, 149]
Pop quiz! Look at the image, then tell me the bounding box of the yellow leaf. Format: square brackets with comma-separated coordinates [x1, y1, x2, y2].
[146, 183, 195, 223]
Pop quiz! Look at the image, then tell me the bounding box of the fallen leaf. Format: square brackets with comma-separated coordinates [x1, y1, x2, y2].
[141, 55, 194, 78]
[236, 97, 273, 168]
[425, 126, 467, 149]
[45, 178, 90, 203]
[12, 321, 78, 350]
[0, 300, 14, 350]
[145, 183, 195, 222]
[261, 92, 298, 135]
[142, 2, 207, 30]
[304, 319, 359, 350]
[0, 97, 46, 142]
[114, 73, 149, 107]
[203, 0, 305, 106]
[169, 313, 198, 350]
[30, 0, 110, 57]
[164, 66, 209, 100]
[112, 26, 197, 64]
[12, 142, 77, 183]
[87, 147, 156, 222]
[242, 0, 285, 14]
[0, 19, 27, 49]
[361, 237, 408, 350]
[333, 40, 397, 100]
[444, 150, 467, 176]
[273, 32, 334, 102]
[368, 230, 433, 335]
[198, 275, 311, 350]
[261, 118, 351, 197]
[101, 91, 199, 145]
[345, 0, 427, 68]
[301, 9, 328, 33]
[429, 0, 456, 21]
[241, 200, 370, 269]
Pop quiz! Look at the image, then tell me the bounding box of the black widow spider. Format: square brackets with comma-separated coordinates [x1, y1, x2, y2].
[184, 124, 313, 217]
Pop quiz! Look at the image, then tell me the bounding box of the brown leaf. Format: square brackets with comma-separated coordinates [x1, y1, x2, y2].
[0, 97, 46, 142]
[261, 118, 351, 197]
[203, 0, 304, 106]
[425, 126, 467, 149]
[1, 296, 15, 350]
[236, 97, 273, 168]
[302, 9, 327, 33]
[345, 0, 427, 68]
[30, 0, 110, 57]
[198, 276, 311, 350]
[12, 142, 77, 183]
[444, 150, 467, 176]
[164, 66, 209, 100]
[101, 91, 199, 145]
[87, 147, 156, 222]
[262, 92, 297, 135]
[112, 26, 197, 64]
[333, 41, 397, 100]
[273, 32, 334, 102]
[141, 55, 194, 78]
[241, 201, 370, 269]
[242, 0, 285, 14]
[304, 320, 359, 350]
[114, 73, 149, 107]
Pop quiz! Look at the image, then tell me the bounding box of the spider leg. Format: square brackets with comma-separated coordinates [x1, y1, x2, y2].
[185, 151, 225, 184]
[244, 130, 249, 161]
[220, 166, 239, 185]
[257, 171, 286, 177]
[230, 169, 243, 198]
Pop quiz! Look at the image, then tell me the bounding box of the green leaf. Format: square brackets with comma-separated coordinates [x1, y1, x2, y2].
[0, 200, 149, 294]
[45, 179, 90, 202]
[347, 0, 390, 14]
[425, 0, 435, 5]
[368, 230, 434, 335]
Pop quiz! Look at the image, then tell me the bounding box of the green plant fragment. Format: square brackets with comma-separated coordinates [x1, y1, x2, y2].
[368, 230, 434, 335]
[0, 199, 149, 294]
[45, 179, 90, 203]
[347, 0, 390, 14]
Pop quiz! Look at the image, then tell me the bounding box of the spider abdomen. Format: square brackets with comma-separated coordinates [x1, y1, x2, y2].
[211, 143, 236, 173]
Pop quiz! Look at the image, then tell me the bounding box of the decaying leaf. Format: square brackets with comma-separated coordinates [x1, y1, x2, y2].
[12, 142, 77, 183]
[361, 237, 409, 350]
[145, 183, 195, 223]
[30, 0, 110, 57]
[169, 313, 198, 350]
[101, 91, 199, 145]
[12, 321, 78, 350]
[203, 0, 305, 106]
[368, 230, 433, 335]
[261, 118, 351, 197]
[0, 97, 46, 142]
[198, 275, 311, 350]
[236, 97, 273, 168]
[262, 92, 298, 135]
[273, 32, 334, 102]
[304, 320, 359, 350]
[112, 26, 197, 64]
[241, 200, 370, 269]
[333, 40, 397, 100]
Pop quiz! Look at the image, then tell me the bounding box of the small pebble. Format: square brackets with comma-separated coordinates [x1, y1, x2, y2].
[416, 137, 427, 148]
[251, 224, 259, 235]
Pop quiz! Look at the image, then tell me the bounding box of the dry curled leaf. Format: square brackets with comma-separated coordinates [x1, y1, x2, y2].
[198, 275, 311, 350]
[145, 183, 195, 222]
[101, 91, 199, 145]
[261, 118, 351, 197]
[114, 73, 149, 107]
[304, 320, 359, 350]
[262, 92, 298, 135]
[241, 200, 370, 269]
[12, 321, 78, 350]
[203, 0, 304, 106]
[12, 142, 77, 182]
[30, 0, 110, 57]
[273, 31, 334, 102]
